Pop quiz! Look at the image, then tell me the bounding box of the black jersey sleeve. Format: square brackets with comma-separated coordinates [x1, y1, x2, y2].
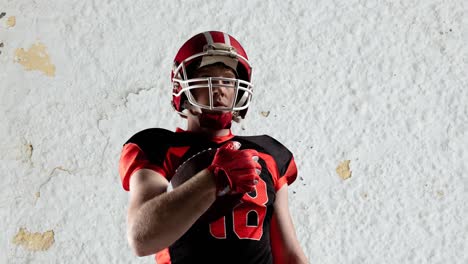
[261, 135, 298, 190]
[239, 134, 298, 191]
[118, 128, 173, 191]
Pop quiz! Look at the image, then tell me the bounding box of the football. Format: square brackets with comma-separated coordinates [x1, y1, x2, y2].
[167, 148, 243, 223]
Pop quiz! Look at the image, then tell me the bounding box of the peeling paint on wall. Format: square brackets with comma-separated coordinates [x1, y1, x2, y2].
[14, 42, 56, 76]
[16, 140, 34, 164]
[436, 190, 444, 197]
[26, 143, 33, 160]
[0, 12, 4, 56]
[336, 160, 352, 180]
[12, 227, 55, 251]
[6, 16, 16, 27]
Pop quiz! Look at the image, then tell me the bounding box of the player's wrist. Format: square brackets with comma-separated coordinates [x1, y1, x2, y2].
[199, 167, 217, 196]
[207, 165, 231, 196]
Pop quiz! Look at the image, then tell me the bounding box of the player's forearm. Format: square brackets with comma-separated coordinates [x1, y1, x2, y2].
[129, 168, 216, 256]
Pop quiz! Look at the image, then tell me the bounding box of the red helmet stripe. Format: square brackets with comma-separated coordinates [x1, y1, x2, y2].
[208, 31, 226, 44]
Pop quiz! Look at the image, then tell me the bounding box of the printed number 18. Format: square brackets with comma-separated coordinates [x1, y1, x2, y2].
[209, 178, 268, 240]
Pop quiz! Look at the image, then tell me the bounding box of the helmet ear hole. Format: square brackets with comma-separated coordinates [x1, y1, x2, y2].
[180, 93, 188, 111]
[235, 64, 249, 82]
[235, 91, 245, 104]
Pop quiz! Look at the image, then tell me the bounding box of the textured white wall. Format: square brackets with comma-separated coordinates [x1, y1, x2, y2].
[1, 0, 467, 263]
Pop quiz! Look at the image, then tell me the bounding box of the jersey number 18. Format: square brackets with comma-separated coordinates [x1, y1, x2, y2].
[209, 178, 268, 240]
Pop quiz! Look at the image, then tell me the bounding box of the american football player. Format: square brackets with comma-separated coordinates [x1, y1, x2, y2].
[119, 31, 308, 264]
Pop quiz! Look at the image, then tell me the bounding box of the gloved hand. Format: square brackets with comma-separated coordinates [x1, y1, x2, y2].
[207, 141, 261, 196]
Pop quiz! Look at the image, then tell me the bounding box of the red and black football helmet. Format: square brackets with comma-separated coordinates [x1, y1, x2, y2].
[171, 31, 253, 122]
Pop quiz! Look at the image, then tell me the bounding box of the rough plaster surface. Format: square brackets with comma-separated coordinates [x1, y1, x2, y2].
[1, 0, 467, 263]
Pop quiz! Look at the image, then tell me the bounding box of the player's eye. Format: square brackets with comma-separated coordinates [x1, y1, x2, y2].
[222, 80, 235, 86]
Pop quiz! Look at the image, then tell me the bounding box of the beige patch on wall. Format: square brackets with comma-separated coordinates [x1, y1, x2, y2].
[336, 160, 352, 180]
[12, 227, 55, 251]
[6, 16, 16, 27]
[14, 42, 56, 76]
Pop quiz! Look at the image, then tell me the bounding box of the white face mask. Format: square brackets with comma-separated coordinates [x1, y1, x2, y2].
[174, 75, 253, 113]
[172, 48, 253, 118]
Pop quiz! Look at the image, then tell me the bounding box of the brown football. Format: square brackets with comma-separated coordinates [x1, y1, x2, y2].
[167, 148, 243, 223]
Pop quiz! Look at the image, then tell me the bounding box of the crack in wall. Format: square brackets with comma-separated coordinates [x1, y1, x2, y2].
[100, 137, 110, 171]
[123, 85, 157, 108]
[96, 115, 111, 172]
[36, 166, 73, 200]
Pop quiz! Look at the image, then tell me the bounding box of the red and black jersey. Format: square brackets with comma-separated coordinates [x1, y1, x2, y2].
[119, 127, 297, 264]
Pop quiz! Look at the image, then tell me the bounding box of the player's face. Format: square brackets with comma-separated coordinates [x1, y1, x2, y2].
[190, 64, 237, 112]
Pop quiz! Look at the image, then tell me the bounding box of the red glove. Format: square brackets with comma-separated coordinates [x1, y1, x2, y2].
[207, 141, 261, 196]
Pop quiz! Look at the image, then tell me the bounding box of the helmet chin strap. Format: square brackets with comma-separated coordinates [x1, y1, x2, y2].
[184, 101, 233, 129]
